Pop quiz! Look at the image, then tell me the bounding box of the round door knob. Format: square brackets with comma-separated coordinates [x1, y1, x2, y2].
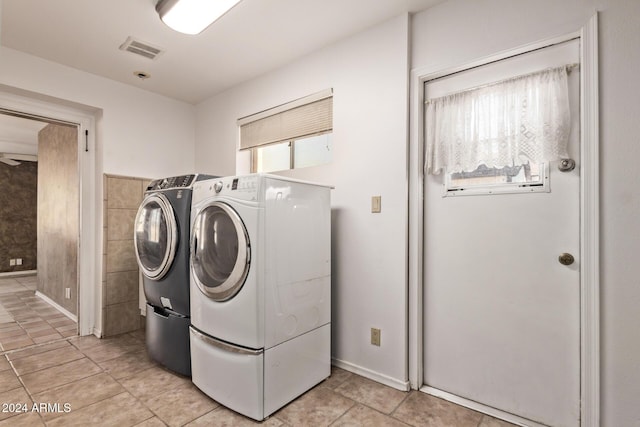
[558, 253, 575, 266]
[213, 181, 223, 193]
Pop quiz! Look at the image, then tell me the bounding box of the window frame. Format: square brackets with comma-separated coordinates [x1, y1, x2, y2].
[443, 162, 550, 197]
[249, 131, 332, 173]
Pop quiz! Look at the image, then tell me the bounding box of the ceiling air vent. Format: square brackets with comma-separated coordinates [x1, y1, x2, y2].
[119, 37, 164, 60]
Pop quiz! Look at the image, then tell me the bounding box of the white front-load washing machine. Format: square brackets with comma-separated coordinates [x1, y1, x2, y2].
[189, 174, 332, 421]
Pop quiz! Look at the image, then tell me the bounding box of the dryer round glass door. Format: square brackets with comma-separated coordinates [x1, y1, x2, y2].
[134, 193, 178, 280]
[190, 202, 250, 301]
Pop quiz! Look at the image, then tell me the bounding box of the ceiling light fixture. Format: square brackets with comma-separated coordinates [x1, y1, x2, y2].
[156, 0, 242, 35]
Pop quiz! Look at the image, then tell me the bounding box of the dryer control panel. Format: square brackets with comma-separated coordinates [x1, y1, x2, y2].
[207, 176, 260, 201]
[230, 176, 259, 192]
[147, 175, 195, 191]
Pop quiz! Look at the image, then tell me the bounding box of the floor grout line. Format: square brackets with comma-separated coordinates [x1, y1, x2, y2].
[0, 281, 520, 427]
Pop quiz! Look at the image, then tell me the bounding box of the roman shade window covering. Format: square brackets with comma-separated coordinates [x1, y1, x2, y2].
[238, 89, 333, 150]
[425, 65, 573, 175]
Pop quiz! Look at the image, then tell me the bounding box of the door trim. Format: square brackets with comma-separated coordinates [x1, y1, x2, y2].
[408, 14, 600, 426]
[0, 87, 98, 337]
[578, 14, 600, 427]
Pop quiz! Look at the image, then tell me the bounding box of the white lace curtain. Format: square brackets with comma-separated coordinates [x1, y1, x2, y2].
[425, 66, 571, 175]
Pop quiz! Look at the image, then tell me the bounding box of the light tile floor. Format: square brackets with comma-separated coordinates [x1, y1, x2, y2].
[0, 276, 38, 324]
[0, 277, 518, 426]
[0, 277, 76, 352]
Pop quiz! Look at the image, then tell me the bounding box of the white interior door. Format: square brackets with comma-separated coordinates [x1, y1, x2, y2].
[422, 40, 581, 427]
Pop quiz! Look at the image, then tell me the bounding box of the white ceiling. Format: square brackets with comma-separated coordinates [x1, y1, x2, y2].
[0, 114, 46, 156]
[0, 0, 444, 105]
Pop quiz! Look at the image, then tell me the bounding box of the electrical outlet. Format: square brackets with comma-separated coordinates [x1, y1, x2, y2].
[65, 288, 71, 299]
[371, 196, 381, 213]
[371, 328, 381, 346]
[9, 259, 16, 266]
[16, 258, 22, 266]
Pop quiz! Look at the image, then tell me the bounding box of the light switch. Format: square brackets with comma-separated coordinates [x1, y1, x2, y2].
[371, 196, 381, 213]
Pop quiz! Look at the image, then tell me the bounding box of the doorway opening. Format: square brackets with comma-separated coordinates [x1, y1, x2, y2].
[0, 89, 98, 339]
[0, 112, 80, 342]
[408, 17, 600, 427]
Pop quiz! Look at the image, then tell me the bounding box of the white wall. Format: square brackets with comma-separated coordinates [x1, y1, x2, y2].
[4, 2, 638, 423]
[0, 46, 195, 178]
[412, 0, 640, 425]
[0, 46, 197, 335]
[597, 1, 640, 426]
[195, 15, 411, 388]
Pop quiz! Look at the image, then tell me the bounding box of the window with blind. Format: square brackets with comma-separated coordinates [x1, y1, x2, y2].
[238, 89, 333, 173]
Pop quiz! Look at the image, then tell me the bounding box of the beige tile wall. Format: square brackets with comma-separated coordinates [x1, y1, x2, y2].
[102, 175, 150, 337]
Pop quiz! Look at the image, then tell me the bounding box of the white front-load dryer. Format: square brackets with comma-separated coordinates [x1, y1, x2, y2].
[189, 174, 332, 421]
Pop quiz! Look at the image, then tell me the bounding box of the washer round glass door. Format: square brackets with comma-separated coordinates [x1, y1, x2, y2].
[191, 202, 250, 301]
[134, 193, 178, 280]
